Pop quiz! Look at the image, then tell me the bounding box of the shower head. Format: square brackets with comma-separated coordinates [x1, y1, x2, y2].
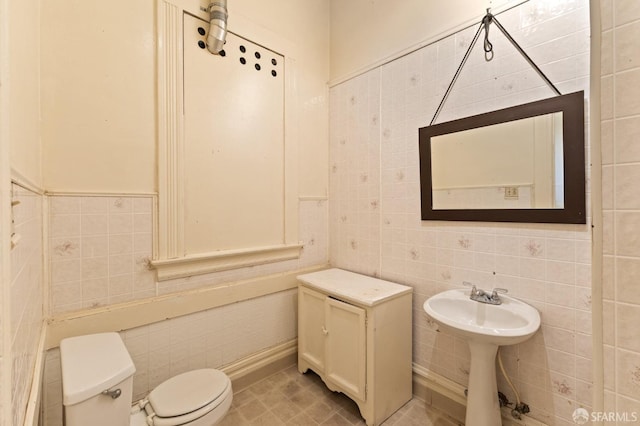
[206, 0, 228, 54]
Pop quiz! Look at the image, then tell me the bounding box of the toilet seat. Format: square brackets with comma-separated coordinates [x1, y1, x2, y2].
[143, 369, 232, 426]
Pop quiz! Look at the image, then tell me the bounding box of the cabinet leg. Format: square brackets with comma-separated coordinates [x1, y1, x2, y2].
[354, 399, 375, 426]
[297, 359, 310, 375]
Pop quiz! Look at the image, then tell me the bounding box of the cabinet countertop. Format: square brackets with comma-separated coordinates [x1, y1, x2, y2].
[297, 268, 412, 307]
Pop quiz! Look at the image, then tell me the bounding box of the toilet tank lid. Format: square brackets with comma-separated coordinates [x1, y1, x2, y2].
[60, 332, 136, 406]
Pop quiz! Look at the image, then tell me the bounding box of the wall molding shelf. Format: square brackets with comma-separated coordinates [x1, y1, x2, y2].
[151, 243, 304, 281]
[11, 168, 45, 195]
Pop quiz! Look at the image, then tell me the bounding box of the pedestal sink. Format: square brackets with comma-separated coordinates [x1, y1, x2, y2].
[423, 288, 540, 426]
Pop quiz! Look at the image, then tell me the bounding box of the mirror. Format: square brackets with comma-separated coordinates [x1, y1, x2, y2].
[419, 91, 586, 224]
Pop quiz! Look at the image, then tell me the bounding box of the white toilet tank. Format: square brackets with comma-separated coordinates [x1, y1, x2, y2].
[60, 332, 136, 426]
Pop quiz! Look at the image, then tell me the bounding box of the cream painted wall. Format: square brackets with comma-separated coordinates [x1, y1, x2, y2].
[40, 0, 156, 193]
[9, 0, 41, 186]
[231, 0, 330, 197]
[40, 0, 329, 196]
[182, 24, 286, 254]
[329, 0, 516, 81]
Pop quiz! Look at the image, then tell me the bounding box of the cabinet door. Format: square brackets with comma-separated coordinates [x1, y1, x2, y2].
[298, 286, 326, 372]
[325, 297, 366, 401]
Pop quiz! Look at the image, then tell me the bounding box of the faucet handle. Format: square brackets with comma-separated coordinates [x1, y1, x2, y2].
[491, 288, 508, 298]
[463, 281, 477, 295]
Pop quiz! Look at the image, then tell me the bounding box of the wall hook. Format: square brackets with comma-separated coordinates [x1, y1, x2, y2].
[430, 8, 561, 125]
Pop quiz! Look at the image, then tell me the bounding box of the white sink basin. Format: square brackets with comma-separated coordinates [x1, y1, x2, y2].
[424, 289, 540, 426]
[423, 288, 540, 346]
[423, 288, 541, 425]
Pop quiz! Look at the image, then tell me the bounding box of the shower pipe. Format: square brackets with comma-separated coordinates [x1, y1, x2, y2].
[207, 0, 228, 54]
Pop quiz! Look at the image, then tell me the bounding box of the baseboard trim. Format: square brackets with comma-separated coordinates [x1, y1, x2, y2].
[412, 364, 548, 426]
[24, 324, 47, 426]
[412, 363, 466, 405]
[222, 339, 298, 392]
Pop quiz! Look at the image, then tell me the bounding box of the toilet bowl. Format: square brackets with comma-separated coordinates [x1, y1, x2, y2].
[60, 332, 233, 426]
[130, 369, 233, 426]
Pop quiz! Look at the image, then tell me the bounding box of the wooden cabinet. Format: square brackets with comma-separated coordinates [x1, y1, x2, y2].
[297, 269, 412, 426]
[299, 287, 367, 400]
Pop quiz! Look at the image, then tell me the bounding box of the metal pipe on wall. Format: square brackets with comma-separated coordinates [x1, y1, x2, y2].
[207, 0, 228, 54]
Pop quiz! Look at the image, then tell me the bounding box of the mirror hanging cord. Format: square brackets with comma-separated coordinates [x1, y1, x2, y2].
[430, 9, 561, 125]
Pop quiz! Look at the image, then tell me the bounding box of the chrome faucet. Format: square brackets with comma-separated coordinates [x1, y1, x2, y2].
[463, 282, 508, 305]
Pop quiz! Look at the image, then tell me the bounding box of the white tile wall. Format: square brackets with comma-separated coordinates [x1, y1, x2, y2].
[330, 1, 591, 424]
[123, 289, 298, 402]
[9, 184, 44, 426]
[600, 0, 640, 416]
[49, 196, 155, 314]
[299, 200, 330, 269]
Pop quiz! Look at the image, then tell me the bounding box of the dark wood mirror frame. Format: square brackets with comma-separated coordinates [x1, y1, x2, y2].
[419, 91, 586, 224]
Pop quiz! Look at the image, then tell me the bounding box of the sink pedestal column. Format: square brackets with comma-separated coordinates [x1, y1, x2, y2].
[466, 341, 501, 426]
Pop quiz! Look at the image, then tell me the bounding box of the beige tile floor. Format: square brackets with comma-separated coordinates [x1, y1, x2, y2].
[219, 366, 461, 426]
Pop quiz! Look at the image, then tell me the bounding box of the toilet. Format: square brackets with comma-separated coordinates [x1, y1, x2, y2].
[59, 332, 233, 426]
